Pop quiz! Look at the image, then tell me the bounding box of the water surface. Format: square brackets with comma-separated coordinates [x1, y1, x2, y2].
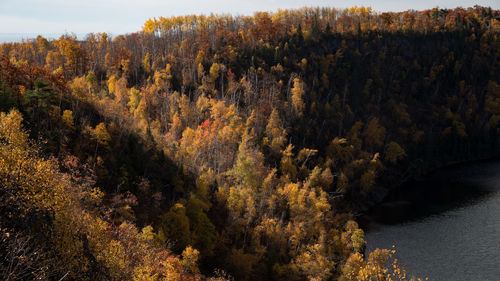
[365, 160, 500, 281]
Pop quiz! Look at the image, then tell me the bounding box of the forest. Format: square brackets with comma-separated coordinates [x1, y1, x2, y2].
[0, 5, 499, 281]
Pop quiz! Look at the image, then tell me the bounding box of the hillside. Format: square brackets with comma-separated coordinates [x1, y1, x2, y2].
[0, 6, 499, 281]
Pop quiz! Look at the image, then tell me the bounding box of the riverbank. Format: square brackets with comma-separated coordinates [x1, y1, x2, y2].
[359, 156, 500, 231]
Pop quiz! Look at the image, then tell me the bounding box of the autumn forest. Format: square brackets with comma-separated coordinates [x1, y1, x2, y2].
[0, 5, 499, 281]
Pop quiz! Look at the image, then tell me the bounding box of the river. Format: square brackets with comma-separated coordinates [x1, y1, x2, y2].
[364, 159, 500, 281]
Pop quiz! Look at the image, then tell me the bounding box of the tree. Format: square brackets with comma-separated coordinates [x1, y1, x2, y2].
[293, 243, 334, 281]
[265, 109, 287, 154]
[181, 246, 200, 275]
[360, 169, 376, 191]
[128, 87, 141, 113]
[351, 229, 366, 253]
[0, 229, 53, 281]
[86, 122, 111, 167]
[114, 76, 129, 106]
[92, 122, 111, 147]
[24, 79, 56, 137]
[108, 75, 117, 95]
[0, 109, 29, 149]
[363, 118, 386, 151]
[228, 248, 259, 281]
[385, 141, 406, 164]
[157, 203, 191, 252]
[86, 70, 98, 93]
[185, 196, 216, 257]
[142, 52, 152, 74]
[209, 63, 220, 82]
[280, 144, 297, 180]
[62, 109, 75, 130]
[291, 78, 305, 117]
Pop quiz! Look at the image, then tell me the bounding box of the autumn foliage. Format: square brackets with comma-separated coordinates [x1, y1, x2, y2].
[0, 5, 499, 281]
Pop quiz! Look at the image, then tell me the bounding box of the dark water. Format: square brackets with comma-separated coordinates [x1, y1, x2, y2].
[365, 160, 500, 281]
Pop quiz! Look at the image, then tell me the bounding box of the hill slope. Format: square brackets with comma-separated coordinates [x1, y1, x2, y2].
[0, 6, 499, 281]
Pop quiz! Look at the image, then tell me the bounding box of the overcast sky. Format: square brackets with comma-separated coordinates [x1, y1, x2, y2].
[1, 0, 498, 35]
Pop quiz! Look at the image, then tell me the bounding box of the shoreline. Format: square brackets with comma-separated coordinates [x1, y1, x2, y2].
[358, 155, 500, 232]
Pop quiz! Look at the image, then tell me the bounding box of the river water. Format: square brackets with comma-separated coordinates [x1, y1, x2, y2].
[365, 159, 500, 281]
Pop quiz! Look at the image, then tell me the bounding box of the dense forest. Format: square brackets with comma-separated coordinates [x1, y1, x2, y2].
[1, 5, 499, 281]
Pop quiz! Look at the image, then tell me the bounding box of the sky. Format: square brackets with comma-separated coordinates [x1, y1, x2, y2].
[0, 0, 498, 36]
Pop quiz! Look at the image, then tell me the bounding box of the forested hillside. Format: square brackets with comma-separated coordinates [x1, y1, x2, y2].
[1, 6, 499, 281]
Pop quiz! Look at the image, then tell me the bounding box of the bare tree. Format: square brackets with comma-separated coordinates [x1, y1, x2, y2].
[0, 228, 53, 281]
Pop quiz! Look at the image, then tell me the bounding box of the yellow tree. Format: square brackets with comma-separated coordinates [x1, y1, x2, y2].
[181, 246, 200, 275]
[85, 122, 111, 167]
[265, 108, 287, 154]
[291, 78, 305, 117]
[62, 109, 75, 130]
[128, 87, 141, 114]
[293, 243, 334, 281]
[280, 144, 297, 180]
